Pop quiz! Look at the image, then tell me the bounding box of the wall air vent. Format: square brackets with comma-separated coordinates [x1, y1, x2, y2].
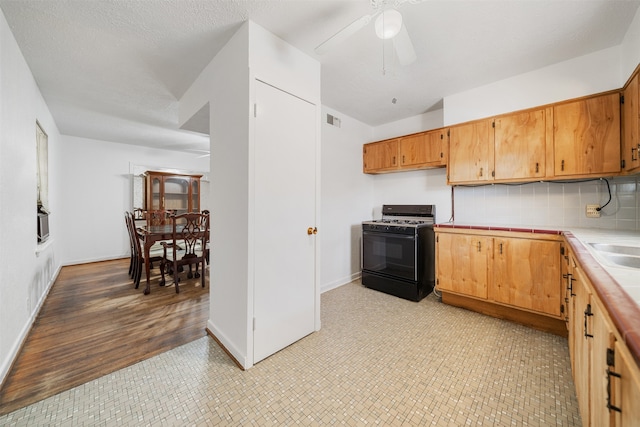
[326, 113, 341, 128]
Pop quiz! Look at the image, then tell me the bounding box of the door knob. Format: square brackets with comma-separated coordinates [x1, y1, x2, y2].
[307, 227, 318, 235]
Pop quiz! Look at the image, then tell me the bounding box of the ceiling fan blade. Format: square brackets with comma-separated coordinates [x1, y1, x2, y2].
[314, 13, 377, 55]
[393, 24, 417, 66]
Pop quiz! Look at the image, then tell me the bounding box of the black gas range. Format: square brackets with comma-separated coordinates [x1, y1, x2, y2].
[361, 205, 435, 301]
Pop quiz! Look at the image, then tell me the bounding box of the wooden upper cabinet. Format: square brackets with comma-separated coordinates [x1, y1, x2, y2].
[623, 73, 640, 173]
[494, 108, 551, 181]
[447, 119, 494, 184]
[363, 138, 399, 173]
[363, 129, 447, 174]
[554, 92, 621, 177]
[399, 128, 447, 168]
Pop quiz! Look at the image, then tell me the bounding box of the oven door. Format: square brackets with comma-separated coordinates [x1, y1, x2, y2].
[362, 230, 417, 281]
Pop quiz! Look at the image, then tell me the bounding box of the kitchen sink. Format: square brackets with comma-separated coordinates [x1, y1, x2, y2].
[589, 243, 640, 268]
[589, 243, 640, 256]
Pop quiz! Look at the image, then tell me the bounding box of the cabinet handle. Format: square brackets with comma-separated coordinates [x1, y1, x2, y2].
[393, 156, 396, 165]
[477, 241, 481, 252]
[633, 146, 639, 161]
[606, 348, 622, 413]
[535, 162, 539, 173]
[584, 304, 593, 338]
[499, 243, 503, 254]
[479, 167, 483, 177]
[561, 159, 565, 171]
[402, 155, 405, 164]
[563, 273, 576, 297]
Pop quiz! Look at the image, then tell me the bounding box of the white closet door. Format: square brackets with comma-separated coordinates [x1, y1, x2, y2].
[253, 80, 317, 363]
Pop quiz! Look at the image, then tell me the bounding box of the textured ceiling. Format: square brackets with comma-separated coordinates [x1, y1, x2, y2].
[1, 0, 639, 154]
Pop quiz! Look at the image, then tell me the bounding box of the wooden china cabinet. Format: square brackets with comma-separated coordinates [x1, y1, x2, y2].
[144, 171, 202, 219]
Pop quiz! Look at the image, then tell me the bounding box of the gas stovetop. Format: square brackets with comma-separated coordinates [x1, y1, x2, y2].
[362, 218, 434, 226]
[362, 204, 435, 231]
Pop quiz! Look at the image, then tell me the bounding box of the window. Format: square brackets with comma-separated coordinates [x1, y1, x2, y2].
[36, 122, 49, 243]
[36, 122, 48, 210]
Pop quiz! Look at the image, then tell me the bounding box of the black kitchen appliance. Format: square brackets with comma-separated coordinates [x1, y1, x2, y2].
[361, 205, 435, 302]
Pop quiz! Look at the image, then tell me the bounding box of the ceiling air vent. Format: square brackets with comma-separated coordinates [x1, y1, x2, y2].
[326, 113, 341, 128]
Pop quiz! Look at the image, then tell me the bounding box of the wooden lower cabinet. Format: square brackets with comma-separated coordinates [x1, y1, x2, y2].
[613, 340, 640, 426]
[435, 229, 564, 334]
[436, 232, 490, 299]
[568, 253, 640, 427]
[492, 237, 561, 316]
[571, 266, 592, 425]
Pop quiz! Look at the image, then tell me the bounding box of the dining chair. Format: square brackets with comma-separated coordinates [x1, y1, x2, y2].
[127, 211, 164, 289]
[201, 210, 210, 264]
[125, 212, 136, 278]
[159, 212, 209, 293]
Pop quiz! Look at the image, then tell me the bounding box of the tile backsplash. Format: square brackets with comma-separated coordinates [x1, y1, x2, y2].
[453, 176, 640, 230]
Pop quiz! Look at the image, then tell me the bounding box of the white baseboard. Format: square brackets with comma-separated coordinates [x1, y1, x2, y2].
[206, 320, 248, 369]
[0, 264, 61, 388]
[320, 272, 361, 294]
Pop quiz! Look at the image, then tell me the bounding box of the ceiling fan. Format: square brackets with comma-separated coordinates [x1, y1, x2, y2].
[314, 0, 424, 66]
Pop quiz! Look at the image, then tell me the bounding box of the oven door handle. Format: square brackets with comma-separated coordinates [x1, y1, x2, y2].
[363, 231, 415, 239]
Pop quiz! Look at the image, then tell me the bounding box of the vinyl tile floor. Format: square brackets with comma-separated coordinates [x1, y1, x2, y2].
[0, 281, 581, 426]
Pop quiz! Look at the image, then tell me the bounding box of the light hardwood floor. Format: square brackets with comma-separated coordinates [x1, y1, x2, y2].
[0, 258, 208, 415]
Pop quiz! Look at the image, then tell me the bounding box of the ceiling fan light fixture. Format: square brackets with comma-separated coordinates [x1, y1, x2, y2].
[374, 9, 402, 39]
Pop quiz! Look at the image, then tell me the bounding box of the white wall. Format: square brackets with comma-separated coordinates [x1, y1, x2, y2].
[197, 21, 322, 369]
[373, 109, 444, 141]
[57, 135, 209, 265]
[320, 106, 373, 292]
[0, 10, 62, 385]
[444, 46, 622, 125]
[195, 21, 252, 369]
[621, 5, 640, 83]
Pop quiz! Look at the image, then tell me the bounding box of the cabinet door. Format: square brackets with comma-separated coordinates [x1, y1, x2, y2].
[622, 73, 640, 172]
[448, 119, 493, 184]
[148, 175, 162, 210]
[190, 178, 200, 212]
[494, 109, 548, 180]
[363, 139, 399, 173]
[426, 128, 448, 166]
[572, 267, 592, 427]
[400, 129, 447, 168]
[436, 233, 490, 299]
[613, 339, 640, 426]
[163, 176, 190, 215]
[492, 238, 561, 316]
[554, 93, 621, 177]
[590, 297, 616, 427]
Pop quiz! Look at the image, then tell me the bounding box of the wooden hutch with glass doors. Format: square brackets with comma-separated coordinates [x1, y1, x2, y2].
[144, 171, 202, 219]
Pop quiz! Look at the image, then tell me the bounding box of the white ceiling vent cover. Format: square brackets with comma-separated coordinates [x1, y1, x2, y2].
[326, 114, 341, 128]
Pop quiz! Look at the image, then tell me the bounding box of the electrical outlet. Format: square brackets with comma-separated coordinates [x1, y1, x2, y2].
[586, 204, 601, 218]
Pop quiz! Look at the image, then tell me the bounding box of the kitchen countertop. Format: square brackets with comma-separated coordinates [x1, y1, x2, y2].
[435, 223, 640, 366]
[566, 228, 640, 305]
